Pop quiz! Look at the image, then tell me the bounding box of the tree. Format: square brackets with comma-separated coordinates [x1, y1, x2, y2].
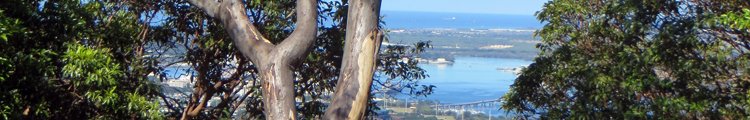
[140, 0, 432, 119]
[503, 0, 750, 119]
[184, 0, 391, 119]
[182, 0, 317, 119]
[0, 0, 162, 119]
[1, 0, 431, 119]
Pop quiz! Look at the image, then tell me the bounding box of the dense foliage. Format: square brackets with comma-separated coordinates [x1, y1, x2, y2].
[503, 0, 750, 119]
[0, 0, 161, 119]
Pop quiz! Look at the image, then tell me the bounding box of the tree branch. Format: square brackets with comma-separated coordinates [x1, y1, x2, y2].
[186, 0, 221, 18]
[189, 0, 319, 65]
[187, 0, 275, 63]
[273, 0, 319, 63]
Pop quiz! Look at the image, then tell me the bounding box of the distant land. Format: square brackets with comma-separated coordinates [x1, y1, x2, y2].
[381, 11, 543, 29]
[385, 29, 540, 60]
[381, 11, 542, 60]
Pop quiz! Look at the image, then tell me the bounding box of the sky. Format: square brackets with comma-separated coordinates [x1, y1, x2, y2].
[381, 0, 548, 15]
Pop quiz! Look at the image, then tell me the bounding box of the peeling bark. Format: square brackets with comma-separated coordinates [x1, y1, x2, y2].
[324, 0, 384, 119]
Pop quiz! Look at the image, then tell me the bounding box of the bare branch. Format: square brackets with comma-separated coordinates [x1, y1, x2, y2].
[188, 0, 275, 62]
[273, 0, 319, 63]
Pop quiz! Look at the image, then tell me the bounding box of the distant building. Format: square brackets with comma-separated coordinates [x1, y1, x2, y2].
[390, 29, 406, 33]
[430, 57, 454, 64]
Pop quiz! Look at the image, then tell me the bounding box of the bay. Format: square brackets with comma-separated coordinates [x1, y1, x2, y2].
[410, 57, 532, 104]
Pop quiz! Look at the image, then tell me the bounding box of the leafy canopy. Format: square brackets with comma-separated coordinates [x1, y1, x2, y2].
[0, 0, 161, 119]
[503, 0, 750, 119]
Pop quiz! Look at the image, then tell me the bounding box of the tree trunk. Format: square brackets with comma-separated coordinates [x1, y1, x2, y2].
[257, 60, 297, 120]
[185, 0, 317, 119]
[187, 0, 386, 119]
[324, 0, 383, 119]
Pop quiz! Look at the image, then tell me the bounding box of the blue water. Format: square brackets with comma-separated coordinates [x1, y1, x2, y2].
[416, 57, 532, 104]
[163, 57, 532, 104]
[381, 11, 543, 29]
[378, 11, 539, 104]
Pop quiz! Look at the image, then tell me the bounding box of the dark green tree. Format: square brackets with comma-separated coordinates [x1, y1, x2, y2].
[503, 0, 750, 119]
[0, 0, 162, 119]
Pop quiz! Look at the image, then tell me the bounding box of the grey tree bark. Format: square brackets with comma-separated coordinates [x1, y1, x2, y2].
[185, 0, 317, 120]
[323, 0, 383, 119]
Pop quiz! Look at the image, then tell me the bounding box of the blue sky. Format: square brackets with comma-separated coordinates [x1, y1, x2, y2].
[381, 0, 548, 15]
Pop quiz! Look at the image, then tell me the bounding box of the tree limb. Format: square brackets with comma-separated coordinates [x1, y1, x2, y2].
[187, 0, 275, 62]
[273, 0, 319, 63]
[186, 0, 221, 18]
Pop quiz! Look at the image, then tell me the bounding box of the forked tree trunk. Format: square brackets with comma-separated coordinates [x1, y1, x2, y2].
[185, 0, 317, 119]
[323, 0, 383, 119]
[187, 0, 384, 119]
